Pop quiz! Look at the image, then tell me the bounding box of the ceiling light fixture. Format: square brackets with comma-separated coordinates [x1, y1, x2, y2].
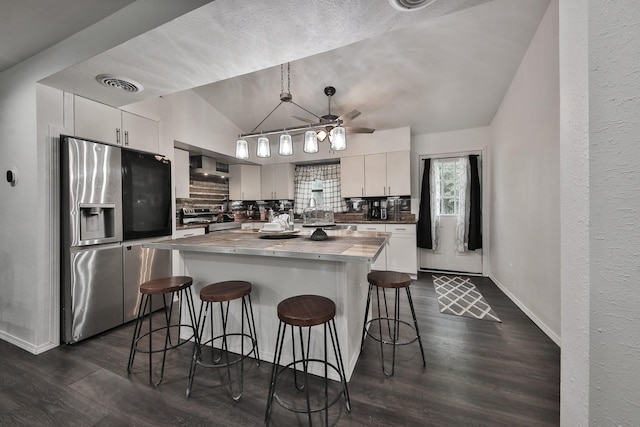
[235, 63, 345, 159]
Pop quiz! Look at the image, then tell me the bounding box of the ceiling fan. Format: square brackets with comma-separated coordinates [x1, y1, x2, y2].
[293, 86, 375, 141]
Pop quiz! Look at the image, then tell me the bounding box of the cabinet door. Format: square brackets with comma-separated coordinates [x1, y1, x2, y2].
[122, 111, 159, 154]
[230, 164, 261, 200]
[386, 224, 417, 275]
[174, 148, 190, 199]
[74, 95, 121, 145]
[364, 153, 387, 197]
[261, 164, 275, 200]
[386, 150, 411, 196]
[273, 163, 295, 199]
[340, 156, 365, 198]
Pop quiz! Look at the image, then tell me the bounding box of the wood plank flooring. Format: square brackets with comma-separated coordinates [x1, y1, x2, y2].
[0, 274, 559, 426]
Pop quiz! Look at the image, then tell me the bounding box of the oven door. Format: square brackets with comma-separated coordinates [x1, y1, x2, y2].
[121, 149, 172, 240]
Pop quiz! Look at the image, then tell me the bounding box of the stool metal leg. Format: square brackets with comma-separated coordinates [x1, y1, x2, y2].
[406, 287, 426, 366]
[360, 283, 373, 353]
[127, 294, 148, 374]
[328, 318, 351, 411]
[266, 321, 286, 426]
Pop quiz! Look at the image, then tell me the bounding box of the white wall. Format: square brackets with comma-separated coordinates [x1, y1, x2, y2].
[489, 1, 560, 344]
[584, 1, 640, 424]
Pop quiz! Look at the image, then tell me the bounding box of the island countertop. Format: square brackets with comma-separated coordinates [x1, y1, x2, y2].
[144, 229, 389, 263]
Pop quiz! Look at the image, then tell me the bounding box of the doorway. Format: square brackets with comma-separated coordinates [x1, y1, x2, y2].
[418, 153, 484, 275]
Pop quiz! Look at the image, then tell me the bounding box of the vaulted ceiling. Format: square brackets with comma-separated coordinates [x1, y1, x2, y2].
[3, 0, 550, 137]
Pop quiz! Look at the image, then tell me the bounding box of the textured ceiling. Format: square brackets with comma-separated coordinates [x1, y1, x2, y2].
[0, 0, 136, 73]
[29, 0, 549, 137]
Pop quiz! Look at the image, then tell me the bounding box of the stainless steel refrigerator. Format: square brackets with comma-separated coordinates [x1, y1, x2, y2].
[60, 136, 171, 344]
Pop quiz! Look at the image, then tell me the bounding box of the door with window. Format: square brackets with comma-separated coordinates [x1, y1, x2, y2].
[418, 156, 483, 274]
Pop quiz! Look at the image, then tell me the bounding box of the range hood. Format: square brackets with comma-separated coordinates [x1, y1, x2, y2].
[190, 155, 231, 178]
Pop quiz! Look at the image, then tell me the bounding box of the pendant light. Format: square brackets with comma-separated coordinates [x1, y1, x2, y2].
[256, 136, 271, 158]
[329, 126, 347, 151]
[303, 130, 319, 153]
[279, 133, 293, 156]
[235, 138, 249, 160]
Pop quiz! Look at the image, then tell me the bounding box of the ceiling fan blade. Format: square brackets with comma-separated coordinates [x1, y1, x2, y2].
[345, 126, 375, 134]
[292, 115, 316, 124]
[338, 109, 361, 122]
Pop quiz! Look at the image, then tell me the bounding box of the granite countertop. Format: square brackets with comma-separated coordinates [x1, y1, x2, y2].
[145, 229, 389, 263]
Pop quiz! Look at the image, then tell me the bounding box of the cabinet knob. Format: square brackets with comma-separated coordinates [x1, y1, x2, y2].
[116, 128, 121, 144]
[124, 130, 129, 146]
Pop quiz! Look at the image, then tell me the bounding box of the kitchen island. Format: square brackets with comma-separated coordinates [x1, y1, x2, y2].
[143, 228, 389, 381]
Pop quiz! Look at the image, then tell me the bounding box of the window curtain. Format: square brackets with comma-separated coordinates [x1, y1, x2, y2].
[294, 164, 347, 214]
[417, 159, 441, 250]
[468, 154, 482, 250]
[455, 157, 469, 253]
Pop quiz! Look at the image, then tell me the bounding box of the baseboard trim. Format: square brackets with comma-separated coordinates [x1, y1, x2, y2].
[419, 268, 483, 277]
[0, 331, 58, 355]
[489, 273, 561, 347]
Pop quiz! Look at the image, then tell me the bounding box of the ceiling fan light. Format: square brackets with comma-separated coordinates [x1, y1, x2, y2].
[256, 136, 271, 158]
[235, 139, 249, 159]
[303, 130, 319, 153]
[317, 129, 328, 142]
[329, 126, 347, 151]
[279, 134, 293, 156]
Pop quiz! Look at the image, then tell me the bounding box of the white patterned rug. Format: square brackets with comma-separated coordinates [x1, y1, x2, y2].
[432, 275, 501, 322]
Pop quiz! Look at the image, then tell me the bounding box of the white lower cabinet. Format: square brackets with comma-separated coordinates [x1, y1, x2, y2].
[357, 223, 387, 270]
[174, 227, 206, 238]
[385, 224, 417, 276]
[357, 223, 416, 276]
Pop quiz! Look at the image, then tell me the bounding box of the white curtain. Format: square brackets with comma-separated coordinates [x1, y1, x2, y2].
[430, 159, 441, 251]
[455, 157, 470, 253]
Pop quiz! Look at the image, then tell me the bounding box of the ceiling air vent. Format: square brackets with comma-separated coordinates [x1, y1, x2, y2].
[388, 0, 437, 11]
[95, 74, 143, 93]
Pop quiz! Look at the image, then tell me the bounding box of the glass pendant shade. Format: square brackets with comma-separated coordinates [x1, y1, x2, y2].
[279, 134, 293, 156]
[235, 138, 249, 159]
[329, 126, 347, 151]
[256, 136, 271, 158]
[317, 129, 328, 142]
[303, 130, 319, 153]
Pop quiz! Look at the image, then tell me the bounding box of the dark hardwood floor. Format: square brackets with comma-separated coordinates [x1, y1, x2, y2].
[0, 274, 559, 426]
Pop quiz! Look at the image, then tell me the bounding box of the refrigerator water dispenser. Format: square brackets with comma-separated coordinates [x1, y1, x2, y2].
[79, 203, 117, 242]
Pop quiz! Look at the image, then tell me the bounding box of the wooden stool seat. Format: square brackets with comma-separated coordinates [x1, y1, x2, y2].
[139, 276, 193, 295]
[200, 280, 252, 303]
[367, 271, 411, 289]
[277, 295, 336, 327]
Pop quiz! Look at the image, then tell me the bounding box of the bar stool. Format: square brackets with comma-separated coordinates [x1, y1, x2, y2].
[265, 295, 351, 426]
[360, 271, 426, 376]
[186, 280, 259, 401]
[127, 276, 198, 387]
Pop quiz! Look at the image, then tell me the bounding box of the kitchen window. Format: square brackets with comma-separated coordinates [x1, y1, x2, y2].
[294, 164, 347, 214]
[437, 159, 463, 216]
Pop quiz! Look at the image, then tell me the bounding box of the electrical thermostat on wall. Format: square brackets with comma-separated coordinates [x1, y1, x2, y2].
[6, 168, 17, 186]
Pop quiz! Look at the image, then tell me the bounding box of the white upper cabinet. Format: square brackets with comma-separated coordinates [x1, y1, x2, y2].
[261, 163, 295, 200]
[341, 150, 410, 198]
[274, 163, 295, 200]
[174, 148, 190, 199]
[385, 150, 411, 196]
[74, 96, 121, 145]
[74, 95, 159, 154]
[364, 153, 387, 197]
[229, 164, 261, 200]
[121, 111, 159, 154]
[340, 155, 365, 198]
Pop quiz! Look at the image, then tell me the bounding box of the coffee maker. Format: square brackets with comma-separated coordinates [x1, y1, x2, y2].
[368, 200, 381, 220]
